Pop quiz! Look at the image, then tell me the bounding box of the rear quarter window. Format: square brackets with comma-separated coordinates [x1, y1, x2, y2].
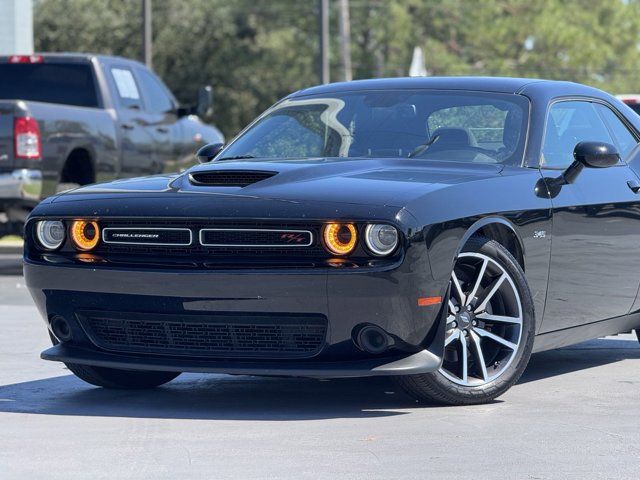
[595, 104, 638, 160]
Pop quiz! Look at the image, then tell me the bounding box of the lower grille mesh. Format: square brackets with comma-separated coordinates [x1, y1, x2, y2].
[77, 311, 327, 359]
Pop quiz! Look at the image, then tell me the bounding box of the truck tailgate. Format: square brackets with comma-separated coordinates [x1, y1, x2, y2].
[0, 101, 15, 171]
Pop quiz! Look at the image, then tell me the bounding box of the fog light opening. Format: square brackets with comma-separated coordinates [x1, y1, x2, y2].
[356, 325, 389, 355]
[50, 315, 73, 342]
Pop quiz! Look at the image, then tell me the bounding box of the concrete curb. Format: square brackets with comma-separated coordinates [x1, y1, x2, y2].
[0, 245, 22, 255]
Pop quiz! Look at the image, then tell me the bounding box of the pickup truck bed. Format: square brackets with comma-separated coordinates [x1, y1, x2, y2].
[0, 99, 118, 217]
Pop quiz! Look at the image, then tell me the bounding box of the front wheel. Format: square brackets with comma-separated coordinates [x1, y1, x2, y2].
[65, 363, 180, 389]
[396, 236, 535, 405]
[50, 333, 180, 389]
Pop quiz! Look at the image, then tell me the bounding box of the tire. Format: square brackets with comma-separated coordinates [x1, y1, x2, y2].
[396, 236, 535, 405]
[49, 333, 180, 389]
[64, 363, 180, 389]
[636, 329, 640, 343]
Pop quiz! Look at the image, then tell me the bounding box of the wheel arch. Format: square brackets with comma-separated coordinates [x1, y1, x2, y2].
[60, 146, 96, 185]
[457, 217, 525, 271]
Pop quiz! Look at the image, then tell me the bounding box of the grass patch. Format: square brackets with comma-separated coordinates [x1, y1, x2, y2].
[0, 235, 23, 247]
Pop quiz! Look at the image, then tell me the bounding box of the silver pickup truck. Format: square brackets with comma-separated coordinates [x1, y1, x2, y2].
[0, 53, 224, 231]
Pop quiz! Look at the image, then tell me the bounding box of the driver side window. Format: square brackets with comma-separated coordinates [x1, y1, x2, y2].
[541, 101, 615, 168]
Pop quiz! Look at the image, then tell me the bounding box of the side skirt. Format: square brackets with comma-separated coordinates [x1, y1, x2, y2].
[533, 312, 640, 353]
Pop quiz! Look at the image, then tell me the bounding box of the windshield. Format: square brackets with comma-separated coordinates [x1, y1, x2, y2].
[219, 89, 529, 165]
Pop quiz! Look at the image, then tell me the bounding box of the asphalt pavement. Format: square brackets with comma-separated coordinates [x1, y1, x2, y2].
[1, 253, 639, 479]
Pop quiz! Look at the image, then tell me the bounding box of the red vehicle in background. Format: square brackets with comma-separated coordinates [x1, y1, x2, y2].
[617, 94, 640, 116]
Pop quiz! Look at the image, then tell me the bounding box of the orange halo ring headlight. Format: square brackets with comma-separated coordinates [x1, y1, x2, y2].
[323, 222, 357, 256]
[70, 220, 100, 251]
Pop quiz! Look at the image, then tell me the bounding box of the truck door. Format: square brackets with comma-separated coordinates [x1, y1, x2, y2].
[134, 67, 178, 173]
[108, 65, 158, 177]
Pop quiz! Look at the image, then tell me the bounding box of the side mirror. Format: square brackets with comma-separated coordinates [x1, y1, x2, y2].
[196, 85, 213, 118]
[560, 141, 620, 184]
[574, 141, 620, 168]
[196, 142, 224, 163]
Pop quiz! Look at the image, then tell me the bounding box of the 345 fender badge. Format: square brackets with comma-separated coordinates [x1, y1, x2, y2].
[533, 230, 546, 238]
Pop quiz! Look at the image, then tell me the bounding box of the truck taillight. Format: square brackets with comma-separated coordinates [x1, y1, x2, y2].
[14, 117, 41, 159]
[8, 55, 44, 64]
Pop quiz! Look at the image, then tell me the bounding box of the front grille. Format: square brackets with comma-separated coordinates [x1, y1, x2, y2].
[77, 311, 327, 359]
[200, 228, 313, 247]
[103, 228, 192, 246]
[189, 170, 277, 187]
[93, 220, 327, 263]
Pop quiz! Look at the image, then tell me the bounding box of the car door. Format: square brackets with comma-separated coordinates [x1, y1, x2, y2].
[108, 65, 158, 177]
[135, 67, 178, 173]
[540, 99, 640, 333]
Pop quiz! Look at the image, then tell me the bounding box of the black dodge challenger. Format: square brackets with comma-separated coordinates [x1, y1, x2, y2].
[24, 77, 640, 405]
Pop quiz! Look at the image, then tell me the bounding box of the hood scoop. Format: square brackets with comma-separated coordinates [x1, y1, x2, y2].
[189, 170, 278, 187]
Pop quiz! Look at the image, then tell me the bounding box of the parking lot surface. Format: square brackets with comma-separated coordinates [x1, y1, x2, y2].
[1, 254, 639, 479]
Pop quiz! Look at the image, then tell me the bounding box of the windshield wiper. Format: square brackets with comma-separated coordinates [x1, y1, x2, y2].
[216, 155, 256, 162]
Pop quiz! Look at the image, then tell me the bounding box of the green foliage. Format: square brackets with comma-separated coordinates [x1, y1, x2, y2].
[34, 0, 640, 138]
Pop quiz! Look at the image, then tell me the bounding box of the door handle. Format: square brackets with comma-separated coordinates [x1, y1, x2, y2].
[627, 180, 640, 193]
[121, 123, 135, 130]
[156, 126, 169, 133]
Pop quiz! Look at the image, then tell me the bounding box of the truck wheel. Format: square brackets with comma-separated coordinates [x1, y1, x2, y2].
[396, 236, 535, 405]
[58, 149, 95, 193]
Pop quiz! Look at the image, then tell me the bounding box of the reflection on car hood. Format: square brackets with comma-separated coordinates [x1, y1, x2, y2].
[57, 158, 503, 208]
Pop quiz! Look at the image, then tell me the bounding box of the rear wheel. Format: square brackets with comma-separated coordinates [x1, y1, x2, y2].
[635, 329, 640, 344]
[57, 149, 94, 193]
[396, 236, 535, 405]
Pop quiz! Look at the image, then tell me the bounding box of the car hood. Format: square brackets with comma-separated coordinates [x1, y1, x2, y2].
[54, 158, 504, 208]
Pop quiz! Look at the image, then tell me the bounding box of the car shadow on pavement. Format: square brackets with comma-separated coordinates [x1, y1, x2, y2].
[0, 337, 636, 420]
[518, 336, 640, 384]
[0, 373, 423, 420]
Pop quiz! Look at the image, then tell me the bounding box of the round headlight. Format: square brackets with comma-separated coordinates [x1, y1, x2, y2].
[70, 220, 100, 251]
[35, 220, 66, 250]
[323, 223, 357, 256]
[365, 224, 399, 256]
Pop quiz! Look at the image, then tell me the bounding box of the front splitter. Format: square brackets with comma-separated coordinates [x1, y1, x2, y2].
[42, 344, 442, 378]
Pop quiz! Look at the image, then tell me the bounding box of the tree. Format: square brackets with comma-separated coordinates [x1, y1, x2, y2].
[34, 0, 640, 138]
[35, 0, 319, 137]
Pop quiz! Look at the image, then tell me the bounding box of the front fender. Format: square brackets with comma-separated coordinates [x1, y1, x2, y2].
[456, 216, 525, 259]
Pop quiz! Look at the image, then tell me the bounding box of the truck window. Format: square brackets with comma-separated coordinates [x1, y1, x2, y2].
[111, 67, 143, 109]
[0, 63, 99, 108]
[137, 69, 174, 114]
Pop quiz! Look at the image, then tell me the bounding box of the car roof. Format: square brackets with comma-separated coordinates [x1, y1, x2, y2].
[290, 76, 595, 97]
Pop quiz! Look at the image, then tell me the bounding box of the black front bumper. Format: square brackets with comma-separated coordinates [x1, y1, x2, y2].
[25, 251, 445, 377]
